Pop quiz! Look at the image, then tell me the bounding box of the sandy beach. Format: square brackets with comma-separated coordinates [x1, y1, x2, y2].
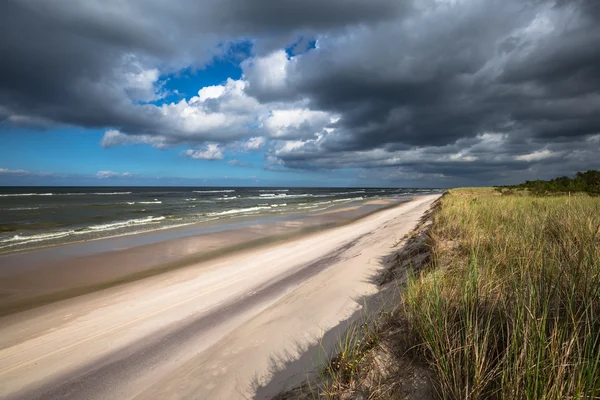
[0, 194, 440, 400]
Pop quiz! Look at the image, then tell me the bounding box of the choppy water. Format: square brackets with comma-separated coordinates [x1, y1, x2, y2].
[0, 186, 439, 253]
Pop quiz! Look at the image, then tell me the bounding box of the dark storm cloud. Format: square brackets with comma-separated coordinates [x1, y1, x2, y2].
[282, 0, 599, 147]
[262, 0, 600, 182]
[2, 0, 600, 184]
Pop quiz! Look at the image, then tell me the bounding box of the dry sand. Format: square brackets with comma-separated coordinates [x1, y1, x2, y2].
[0, 194, 440, 400]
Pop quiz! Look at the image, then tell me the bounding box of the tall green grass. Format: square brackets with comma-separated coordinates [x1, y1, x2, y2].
[404, 189, 600, 399]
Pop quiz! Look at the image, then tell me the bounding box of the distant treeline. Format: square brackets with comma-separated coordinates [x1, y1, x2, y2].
[501, 170, 600, 195]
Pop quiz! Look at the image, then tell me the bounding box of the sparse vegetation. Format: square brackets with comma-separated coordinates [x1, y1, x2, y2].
[277, 186, 600, 399]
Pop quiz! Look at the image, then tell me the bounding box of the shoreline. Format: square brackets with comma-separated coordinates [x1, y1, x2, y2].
[0, 197, 410, 317]
[0, 196, 415, 257]
[1, 187, 438, 257]
[0, 194, 441, 400]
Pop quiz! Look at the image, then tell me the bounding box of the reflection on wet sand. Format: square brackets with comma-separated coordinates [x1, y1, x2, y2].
[0, 198, 402, 316]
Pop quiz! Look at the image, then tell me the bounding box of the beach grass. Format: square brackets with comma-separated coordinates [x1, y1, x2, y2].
[404, 188, 600, 399]
[293, 188, 600, 399]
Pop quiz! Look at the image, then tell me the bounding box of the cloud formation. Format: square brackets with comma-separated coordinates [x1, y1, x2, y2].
[2, 0, 600, 184]
[96, 170, 133, 179]
[181, 144, 224, 160]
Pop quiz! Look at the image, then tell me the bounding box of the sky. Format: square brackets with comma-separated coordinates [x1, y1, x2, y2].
[1, 0, 599, 187]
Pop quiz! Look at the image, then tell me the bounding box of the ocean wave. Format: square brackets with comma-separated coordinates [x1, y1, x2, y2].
[63, 192, 132, 196]
[91, 192, 132, 195]
[257, 189, 289, 192]
[0, 193, 54, 197]
[250, 193, 313, 200]
[0, 216, 167, 248]
[259, 193, 284, 197]
[124, 200, 162, 205]
[333, 196, 364, 203]
[207, 206, 270, 217]
[335, 190, 366, 195]
[0, 231, 72, 244]
[270, 203, 288, 207]
[8, 207, 40, 211]
[185, 198, 197, 201]
[298, 205, 319, 209]
[0, 191, 133, 197]
[193, 190, 235, 193]
[216, 196, 238, 200]
[78, 216, 166, 232]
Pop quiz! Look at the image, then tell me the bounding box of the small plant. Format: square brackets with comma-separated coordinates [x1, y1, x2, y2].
[320, 321, 380, 391]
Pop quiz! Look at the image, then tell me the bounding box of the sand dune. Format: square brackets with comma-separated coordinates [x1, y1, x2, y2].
[0, 194, 440, 400]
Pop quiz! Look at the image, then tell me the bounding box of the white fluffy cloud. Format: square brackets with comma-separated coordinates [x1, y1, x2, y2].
[156, 78, 262, 141]
[264, 109, 335, 139]
[242, 50, 292, 101]
[120, 54, 166, 102]
[242, 136, 266, 150]
[181, 144, 224, 160]
[100, 61, 338, 158]
[96, 170, 133, 179]
[101, 129, 171, 149]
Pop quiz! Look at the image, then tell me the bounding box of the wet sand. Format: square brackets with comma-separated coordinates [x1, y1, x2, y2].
[0, 198, 401, 316]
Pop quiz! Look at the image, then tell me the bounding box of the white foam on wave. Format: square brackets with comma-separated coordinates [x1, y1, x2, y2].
[333, 196, 364, 203]
[0, 216, 168, 249]
[193, 190, 235, 193]
[336, 190, 366, 195]
[92, 192, 132, 195]
[207, 206, 270, 217]
[59, 192, 132, 196]
[124, 201, 162, 205]
[0, 231, 72, 245]
[0, 191, 132, 197]
[8, 207, 40, 211]
[216, 196, 238, 201]
[83, 216, 166, 232]
[251, 193, 313, 200]
[0, 193, 53, 197]
[258, 189, 289, 192]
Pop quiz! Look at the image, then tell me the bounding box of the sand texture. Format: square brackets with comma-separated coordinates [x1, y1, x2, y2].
[0, 195, 440, 400]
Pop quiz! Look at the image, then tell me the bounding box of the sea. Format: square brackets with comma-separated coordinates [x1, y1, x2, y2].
[0, 186, 440, 254]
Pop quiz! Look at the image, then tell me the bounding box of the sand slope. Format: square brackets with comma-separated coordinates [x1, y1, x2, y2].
[0, 195, 439, 400]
